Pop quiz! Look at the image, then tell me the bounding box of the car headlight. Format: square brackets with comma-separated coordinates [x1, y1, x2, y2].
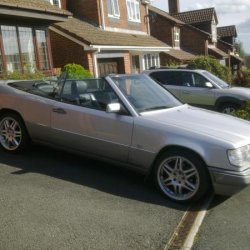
[228, 145, 250, 168]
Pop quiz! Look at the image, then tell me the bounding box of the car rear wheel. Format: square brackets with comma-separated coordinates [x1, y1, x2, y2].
[219, 103, 239, 115]
[0, 113, 30, 153]
[153, 150, 210, 203]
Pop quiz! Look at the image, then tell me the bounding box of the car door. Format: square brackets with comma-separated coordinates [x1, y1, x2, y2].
[50, 79, 134, 162]
[180, 72, 216, 107]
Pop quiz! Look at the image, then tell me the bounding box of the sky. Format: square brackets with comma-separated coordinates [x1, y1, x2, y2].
[151, 0, 250, 54]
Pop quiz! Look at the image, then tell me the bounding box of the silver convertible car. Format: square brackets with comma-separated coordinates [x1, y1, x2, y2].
[0, 74, 250, 203]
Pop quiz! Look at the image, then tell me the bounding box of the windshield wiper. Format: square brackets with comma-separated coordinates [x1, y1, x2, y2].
[140, 106, 169, 112]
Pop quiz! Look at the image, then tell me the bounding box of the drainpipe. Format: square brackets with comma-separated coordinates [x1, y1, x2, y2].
[93, 50, 99, 78]
[205, 40, 208, 56]
[145, 4, 150, 35]
[99, 0, 106, 30]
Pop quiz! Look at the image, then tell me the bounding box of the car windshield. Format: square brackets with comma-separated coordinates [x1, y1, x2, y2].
[202, 71, 229, 89]
[110, 74, 182, 113]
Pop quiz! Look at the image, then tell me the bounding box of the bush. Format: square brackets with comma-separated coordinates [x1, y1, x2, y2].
[187, 56, 232, 83]
[62, 63, 92, 79]
[235, 101, 250, 121]
[233, 69, 250, 87]
[0, 71, 45, 80]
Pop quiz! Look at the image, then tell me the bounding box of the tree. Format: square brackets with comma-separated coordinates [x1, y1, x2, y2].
[187, 56, 231, 83]
[62, 63, 92, 79]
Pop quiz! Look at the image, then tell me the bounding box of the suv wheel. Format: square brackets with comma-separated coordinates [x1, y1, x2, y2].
[219, 103, 239, 115]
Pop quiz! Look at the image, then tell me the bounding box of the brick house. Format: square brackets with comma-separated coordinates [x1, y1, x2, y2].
[217, 25, 243, 71]
[149, 6, 196, 65]
[0, 0, 70, 76]
[149, 0, 236, 67]
[170, 0, 244, 70]
[49, 0, 170, 77]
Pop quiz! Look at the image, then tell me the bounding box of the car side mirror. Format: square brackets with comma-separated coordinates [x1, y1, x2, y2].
[205, 82, 214, 88]
[106, 103, 121, 113]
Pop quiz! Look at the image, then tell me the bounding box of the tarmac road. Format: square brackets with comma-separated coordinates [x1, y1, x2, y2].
[0, 145, 188, 250]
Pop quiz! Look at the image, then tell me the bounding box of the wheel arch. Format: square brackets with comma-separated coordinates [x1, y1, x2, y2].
[148, 145, 209, 177]
[0, 108, 25, 121]
[215, 96, 243, 111]
[0, 108, 30, 136]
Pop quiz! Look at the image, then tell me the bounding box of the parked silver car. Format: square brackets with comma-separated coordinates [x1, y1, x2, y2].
[144, 68, 250, 114]
[0, 74, 250, 203]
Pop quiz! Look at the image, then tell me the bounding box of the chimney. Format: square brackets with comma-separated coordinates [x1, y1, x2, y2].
[168, 0, 180, 14]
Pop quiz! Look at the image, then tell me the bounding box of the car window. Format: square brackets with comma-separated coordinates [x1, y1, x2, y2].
[111, 74, 181, 113]
[8, 80, 58, 98]
[181, 72, 194, 87]
[202, 71, 229, 88]
[150, 71, 183, 86]
[192, 73, 210, 88]
[60, 79, 119, 111]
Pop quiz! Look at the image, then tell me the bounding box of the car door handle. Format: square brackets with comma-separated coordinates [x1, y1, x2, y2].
[52, 108, 67, 114]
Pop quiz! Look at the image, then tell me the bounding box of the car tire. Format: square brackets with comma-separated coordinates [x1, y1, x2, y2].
[219, 103, 239, 115]
[0, 113, 30, 153]
[153, 149, 211, 203]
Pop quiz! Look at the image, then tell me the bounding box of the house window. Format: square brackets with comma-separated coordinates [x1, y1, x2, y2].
[1, 26, 21, 72]
[173, 26, 180, 48]
[126, 0, 140, 22]
[108, 0, 120, 18]
[18, 27, 36, 72]
[132, 55, 140, 73]
[36, 30, 50, 71]
[47, 0, 61, 8]
[143, 54, 160, 70]
[0, 25, 51, 73]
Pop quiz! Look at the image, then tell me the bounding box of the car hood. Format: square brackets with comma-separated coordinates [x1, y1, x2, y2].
[141, 104, 250, 145]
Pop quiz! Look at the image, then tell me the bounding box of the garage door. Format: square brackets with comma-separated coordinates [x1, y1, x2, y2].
[98, 60, 118, 77]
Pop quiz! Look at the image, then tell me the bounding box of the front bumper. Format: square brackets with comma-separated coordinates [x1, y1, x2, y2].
[208, 167, 250, 196]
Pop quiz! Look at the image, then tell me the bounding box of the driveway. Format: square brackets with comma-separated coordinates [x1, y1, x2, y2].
[0, 146, 188, 250]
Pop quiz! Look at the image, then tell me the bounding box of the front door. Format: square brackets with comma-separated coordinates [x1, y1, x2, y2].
[50, 79, 134, 162]
[180, 72, 215, 107]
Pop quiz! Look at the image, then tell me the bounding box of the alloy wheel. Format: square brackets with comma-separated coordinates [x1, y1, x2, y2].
[157, 156, 200, 201]
[0, 117, 22, 151]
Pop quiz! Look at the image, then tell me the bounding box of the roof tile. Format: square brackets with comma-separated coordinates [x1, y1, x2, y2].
[166, 49, 196, 61]
[173, 8, 217, 24]
[217, 25, 237, 38]
[149, 5, 184, 25]
[53, 17, 170, 48]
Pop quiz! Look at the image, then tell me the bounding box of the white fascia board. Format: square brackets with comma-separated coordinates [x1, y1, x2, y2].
[49, 26, 94, 51]
[90, 45, 170, 52]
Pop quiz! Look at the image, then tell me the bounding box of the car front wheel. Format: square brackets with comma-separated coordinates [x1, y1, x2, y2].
[219, 103, 239, 115]
[153, 150, 210, 203]
[0, 113, 29, 153]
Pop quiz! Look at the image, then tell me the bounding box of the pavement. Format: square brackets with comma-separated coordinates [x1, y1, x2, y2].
[193, 187, 250, 250]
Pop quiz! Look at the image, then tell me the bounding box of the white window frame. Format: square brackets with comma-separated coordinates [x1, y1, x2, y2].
[173, 26, 180, 48]
[48, 0, 61, 8]
[143, 53, 160, 70]
[126, 0, 141, 23]
[108, 0, 120, 18]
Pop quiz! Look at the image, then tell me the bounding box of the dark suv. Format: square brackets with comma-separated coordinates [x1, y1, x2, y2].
[144, 68, 250, 114]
